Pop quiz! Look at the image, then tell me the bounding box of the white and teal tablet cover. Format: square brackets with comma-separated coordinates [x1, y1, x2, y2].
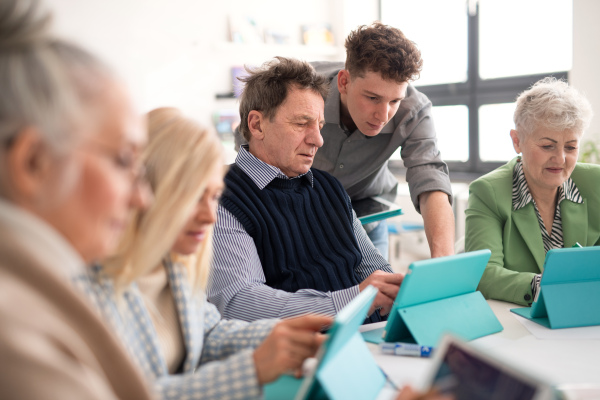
[511, 246, 600, 329]
[265, 285, 385, 400]
[362, 249, 503, 347]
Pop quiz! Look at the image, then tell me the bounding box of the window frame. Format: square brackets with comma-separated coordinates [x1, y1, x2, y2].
[380, 1, 568, 181]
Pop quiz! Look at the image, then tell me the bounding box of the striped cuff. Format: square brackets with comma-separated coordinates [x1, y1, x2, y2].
[331, 285, 360, 313]
[530, 274, 542, 304]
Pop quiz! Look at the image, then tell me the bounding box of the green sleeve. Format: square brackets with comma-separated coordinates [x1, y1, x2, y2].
[465, 178, 535, 306]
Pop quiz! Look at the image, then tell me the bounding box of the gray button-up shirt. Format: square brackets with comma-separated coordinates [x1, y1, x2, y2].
[310, 61, 453, 213]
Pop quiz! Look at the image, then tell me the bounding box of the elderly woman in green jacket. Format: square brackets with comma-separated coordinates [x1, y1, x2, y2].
[465, 77, 599, 306]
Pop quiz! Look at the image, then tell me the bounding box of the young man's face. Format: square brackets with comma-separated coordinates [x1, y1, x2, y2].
[338, 70, 408, 137]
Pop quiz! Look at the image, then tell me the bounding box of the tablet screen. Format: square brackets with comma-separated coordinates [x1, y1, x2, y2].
[430, 342, 544, 400]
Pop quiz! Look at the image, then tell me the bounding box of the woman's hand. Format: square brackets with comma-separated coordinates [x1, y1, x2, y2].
[253, 314, 332, 384]
[396, 386, 454, 400]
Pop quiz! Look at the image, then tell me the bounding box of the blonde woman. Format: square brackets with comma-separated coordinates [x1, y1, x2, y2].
[79, 107, 331, 400]
[0, 0, 152, 398]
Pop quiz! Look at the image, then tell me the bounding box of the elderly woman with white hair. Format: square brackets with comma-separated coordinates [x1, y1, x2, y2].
[0, 0, 153, 398]
[465, 77, 598, 306]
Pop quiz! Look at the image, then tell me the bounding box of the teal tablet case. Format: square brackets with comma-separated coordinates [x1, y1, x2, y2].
[362, 250, 503, 347]
[354, 196, 403, 225]
[511, 246, 600, 329]
[265, 285, 385, 400]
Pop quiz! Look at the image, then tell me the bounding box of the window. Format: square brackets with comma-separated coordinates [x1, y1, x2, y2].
[381, 0, 572, 178]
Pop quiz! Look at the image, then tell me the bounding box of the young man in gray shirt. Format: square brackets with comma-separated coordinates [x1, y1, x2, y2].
[311, 22, 455, 260]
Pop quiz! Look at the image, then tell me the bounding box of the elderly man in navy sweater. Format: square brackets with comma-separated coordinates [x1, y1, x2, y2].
[207, 57, 403, 323]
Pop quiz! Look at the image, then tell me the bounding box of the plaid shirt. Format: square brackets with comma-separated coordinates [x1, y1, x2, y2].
[72, 260, 277, 400]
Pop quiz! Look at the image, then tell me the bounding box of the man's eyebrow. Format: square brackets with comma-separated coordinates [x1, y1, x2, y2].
[291, 114, 315, 122]
[289, 114, 325, 126]
[363, 89, 404, 101]
[363, 90, 381, 98]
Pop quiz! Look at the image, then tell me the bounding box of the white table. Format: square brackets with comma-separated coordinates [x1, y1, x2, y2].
[361, 300, 600, 396]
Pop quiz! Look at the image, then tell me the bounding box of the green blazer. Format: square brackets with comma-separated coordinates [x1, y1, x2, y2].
[465, 157, 600, 306]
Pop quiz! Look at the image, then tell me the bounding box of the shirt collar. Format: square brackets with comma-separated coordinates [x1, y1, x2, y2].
[512, 158, 583, 211]
[324, 82, 342, 126]
[324, 81, 395, 136]
[0, 198, 86, 279]
[235, 145, 314, 190]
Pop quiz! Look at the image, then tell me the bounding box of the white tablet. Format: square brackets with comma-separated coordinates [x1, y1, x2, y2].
[422, 335, 558, 400]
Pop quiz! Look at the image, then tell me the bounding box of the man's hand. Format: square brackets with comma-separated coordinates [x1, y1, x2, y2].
[419, 191, 455, 258]
[359, 270, 404, 316]
[253, 314, 332, 385]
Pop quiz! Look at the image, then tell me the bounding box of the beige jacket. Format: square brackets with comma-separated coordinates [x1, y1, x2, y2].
[0, 200, 154, 400]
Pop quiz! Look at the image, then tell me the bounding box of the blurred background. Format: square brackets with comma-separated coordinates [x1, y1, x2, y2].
[45, 0, 600, 270]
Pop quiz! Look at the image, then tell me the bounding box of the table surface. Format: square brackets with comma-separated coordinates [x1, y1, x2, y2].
[360, 300, 600, 397]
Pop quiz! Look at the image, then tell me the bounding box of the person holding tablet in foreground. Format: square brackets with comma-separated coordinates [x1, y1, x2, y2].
[465, 77, 599, 306]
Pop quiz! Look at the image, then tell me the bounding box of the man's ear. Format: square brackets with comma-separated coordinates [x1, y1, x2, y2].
[248, 110, 265, 141]
[510, 129, 522, 154]
[5, 127, 54, 201]
[337, 69, 350, 95]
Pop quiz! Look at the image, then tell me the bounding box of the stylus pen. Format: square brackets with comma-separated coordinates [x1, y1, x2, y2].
[379, 342, 434, 357]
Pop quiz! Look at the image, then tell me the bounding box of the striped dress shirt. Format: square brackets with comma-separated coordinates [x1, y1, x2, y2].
[207, 146, 392, 321]
[512, 158, 583, 300]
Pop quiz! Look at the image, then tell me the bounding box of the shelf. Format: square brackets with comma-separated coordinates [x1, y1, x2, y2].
[213, 41, 345, 59]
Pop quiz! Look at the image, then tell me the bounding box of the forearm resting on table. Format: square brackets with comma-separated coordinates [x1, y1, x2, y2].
[419, 191, 455, 258]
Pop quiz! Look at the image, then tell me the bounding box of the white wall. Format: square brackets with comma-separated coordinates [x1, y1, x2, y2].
[571, 0, 600, 143]
[45, 0, 381, 129]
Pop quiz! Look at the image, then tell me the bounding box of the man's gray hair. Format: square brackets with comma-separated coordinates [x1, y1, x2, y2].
[0, 0, 113, 154]
[238, 57, 329, 142]
[513, 77, 593, 136]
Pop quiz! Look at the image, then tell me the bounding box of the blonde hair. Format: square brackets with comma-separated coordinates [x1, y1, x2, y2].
[105, 107, 224, 291]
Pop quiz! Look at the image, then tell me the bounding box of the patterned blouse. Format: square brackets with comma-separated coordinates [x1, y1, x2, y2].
[512, 158, 583, 301]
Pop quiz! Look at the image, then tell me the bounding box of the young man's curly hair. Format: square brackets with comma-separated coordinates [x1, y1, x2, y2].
[345, 22, 423, 83]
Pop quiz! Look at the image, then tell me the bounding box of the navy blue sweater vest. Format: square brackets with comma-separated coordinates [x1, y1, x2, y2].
[222, 165, 383, 323]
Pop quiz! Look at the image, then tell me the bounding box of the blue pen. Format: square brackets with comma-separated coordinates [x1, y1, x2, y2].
[379, 342, 434, 357]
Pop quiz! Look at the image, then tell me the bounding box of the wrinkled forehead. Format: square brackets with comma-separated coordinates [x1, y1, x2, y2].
[527, 125, 583, 142]
[278, 87, 324, 117]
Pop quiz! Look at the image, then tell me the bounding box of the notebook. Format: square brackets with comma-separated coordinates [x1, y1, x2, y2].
[362, 250, 503, 347]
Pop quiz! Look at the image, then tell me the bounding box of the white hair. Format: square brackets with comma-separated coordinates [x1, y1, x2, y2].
[0, 0, 113, 155]
[513, 77, 593, 137]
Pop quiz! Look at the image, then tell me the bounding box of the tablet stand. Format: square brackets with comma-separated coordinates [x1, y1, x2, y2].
[384, 291, 503, 347]
[511, 247, 600, 329]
